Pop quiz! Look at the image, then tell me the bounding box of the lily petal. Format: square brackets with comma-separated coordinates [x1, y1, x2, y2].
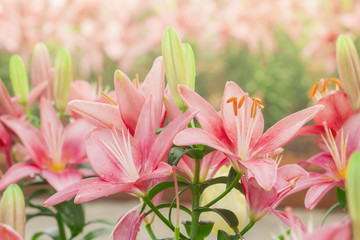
[178, 85, 232, 146]
[43, 177, 103, 206]
[1, 117, 47, 166]
[305, 181, 340, 210]
[114, 71, 144, 134]
[140, 56, 164, 128]
[252, 105, 324, 157]
[0, 224, 24, 240]
[0, 162, 41, 190]
[239, 158, 277, 191]
[113, 210, 145, 240]
[174, 128, 235, 157]
[147, 108, 198, 169]
[68, 100, 125, 130]
[74, 179, 133, 203]
[42, 169, 83, 191]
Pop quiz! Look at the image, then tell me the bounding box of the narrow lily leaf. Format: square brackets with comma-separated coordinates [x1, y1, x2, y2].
[199, 176, 242, 193]
[185, 148, 204, 160]
[148, 181, 188, 200]
[217, 230, 238, 240]
[168, 147, 186, 166]
[336, 187, 347, 209]
[182, 220, 214, 239]
[80, 227, 113, 240]
[31, 227, 59, 240]
[9, 55, 29, 105]
[183, 43, 196, 90]
[226, 167, 238, 189]
[195, 207, 239, 233]
[54, 201, 85, 238]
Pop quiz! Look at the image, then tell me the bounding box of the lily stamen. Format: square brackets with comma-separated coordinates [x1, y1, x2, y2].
[227, 97, 238, 116]
[101, 91, 117, 106]
[132, 74, 139, 89]
[330, 78, 343, 90]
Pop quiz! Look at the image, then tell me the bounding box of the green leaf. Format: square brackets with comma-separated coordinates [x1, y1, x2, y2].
[27, 211, 54, 221]
[336, 187, 347, 209]
[31, 227, 59, 240]
[168, 147, 186, 166]
[226, 167, 238, 188]
[145, 203, 192, 217]
[196, 207, 239, 233]
[199, 176, 242, 193]
[217, 230, 238, 240]
[54, 201, 85, 238]
[182, 220, 214, 240]
[185, 148, 203, 160]
[85, 219, 115, 226]
[26, 188, 55, 205]
[148, 181, 188, 200]
[80, 227, 113, 240]
[156, 127, 164, 134]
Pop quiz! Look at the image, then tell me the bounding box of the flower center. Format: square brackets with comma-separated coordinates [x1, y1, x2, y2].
[227, 94, 264, 160]
[321, 122, 348, 179]
[309, 78, 343, 99]
[43, 121, 66, 172]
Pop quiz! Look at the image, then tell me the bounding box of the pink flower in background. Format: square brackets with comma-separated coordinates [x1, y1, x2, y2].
[242, 164, 308, 223]
[0, 99, 94, 191]
[174, 82, 323, 190]
[69, 57, 165, 134]
[43, 98, 197, 205]
[0, 224, 24, 240]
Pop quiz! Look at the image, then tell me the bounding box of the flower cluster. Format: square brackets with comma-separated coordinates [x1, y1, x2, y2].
[0, 28, 359, 240]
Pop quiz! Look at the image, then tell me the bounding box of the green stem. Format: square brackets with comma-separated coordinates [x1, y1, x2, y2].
[24, 105, 31, 119]
[240, 220, 255, 236]
[204, 172, 241, 208]
[56, 214, 66, 240]
[143, 197, 187, 239]
[190, 158, 201, 240]
[145, 224, 157, 240]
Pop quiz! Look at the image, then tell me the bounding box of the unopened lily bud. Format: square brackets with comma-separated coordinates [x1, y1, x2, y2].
[183, 43, 196, 90]
[0, 184, 25, 238]
[53, 48, 72, 113]
[31, 43, 53, 97]
[347, 152, 360, 240]
[9, 55, 29, 106]
[336, 35, 360, 110]
[161, 27, 195, 112]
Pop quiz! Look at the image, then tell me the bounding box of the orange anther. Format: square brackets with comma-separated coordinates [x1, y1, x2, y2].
[132, 74, 139, 89]
[227, 97, 238, 116]
[101, 92, 117, 106]
[109, 122, 114, 127]
[319, 79, 329, 93]
[252, 97, 263, 105]
[258, 104, 264, 110]
[237, 95, 246, 109]
[331, 78, 343, 89]
[309, 82, 320, 99]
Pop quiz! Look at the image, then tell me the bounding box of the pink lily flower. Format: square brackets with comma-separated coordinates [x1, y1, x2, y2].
[0, 99, 94, 191]
[43, 98, 197, 205]
[279, 207, 351, 240]
[68, 56, 165, 134]
[113, 209, 145, 240]
[173, 82, 323, 190]
[242, 164, 308, 223]
[0, 224, 24, 240]
[177, 151, 227, 183]
[298, 112, 360, 210]
[301, 79, 354, 136]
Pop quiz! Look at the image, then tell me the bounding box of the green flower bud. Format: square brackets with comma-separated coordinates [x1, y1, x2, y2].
[161, 27, 196, 112]
[9, 55, 29, 106]
[346, 152, 360, 239]
[336, 35, 360, 110]
[0, 184, 25, 238]
[53, 48, 72, 113]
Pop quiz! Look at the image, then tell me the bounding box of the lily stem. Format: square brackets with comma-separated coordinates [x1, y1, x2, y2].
[190, 158, 201, 240]
[145, 224, 157, 240]
[204, 172, 241, 208]
[56, 214, 66, 239]
[240, 220, 255, 236]
[142, 197, 187, 239]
